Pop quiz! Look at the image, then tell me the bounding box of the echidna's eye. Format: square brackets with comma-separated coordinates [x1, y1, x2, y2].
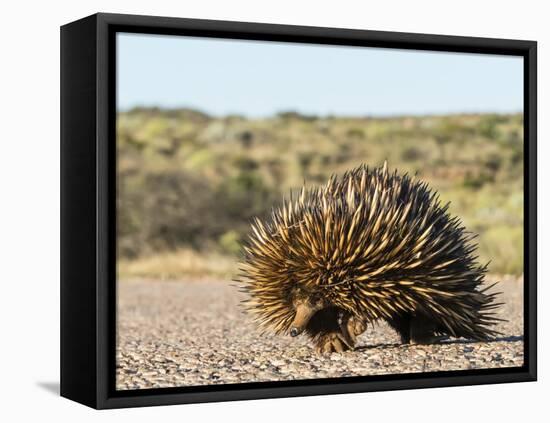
[309, 294, 324, 309]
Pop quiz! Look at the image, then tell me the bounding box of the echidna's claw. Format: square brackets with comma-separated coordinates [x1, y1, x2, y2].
[314, 331, 354, 354]
[332, 338, 345, 353]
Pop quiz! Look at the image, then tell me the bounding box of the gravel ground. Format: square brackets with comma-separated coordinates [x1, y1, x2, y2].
[116, 275, 523, 390]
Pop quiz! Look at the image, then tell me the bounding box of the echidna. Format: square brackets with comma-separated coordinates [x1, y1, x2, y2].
[237, 163, 503, 353]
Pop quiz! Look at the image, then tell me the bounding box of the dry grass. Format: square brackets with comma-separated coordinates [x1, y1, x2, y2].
[118, 248, 238, 280]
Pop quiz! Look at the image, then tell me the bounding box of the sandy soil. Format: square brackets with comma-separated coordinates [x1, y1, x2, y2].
[116, 275, 523, 390]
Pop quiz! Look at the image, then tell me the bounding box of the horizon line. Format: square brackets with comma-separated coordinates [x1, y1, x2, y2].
[117, 105, 523, 120]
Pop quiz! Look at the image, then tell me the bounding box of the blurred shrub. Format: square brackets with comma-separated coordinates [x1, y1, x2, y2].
[277, 110, 317, 121]
[478, 225, 523, 275]
[218, 230, 242, 255]
[217, 171, 276, 220]
[478, 114, 508, 140]
[117, 170, 224, 257]
[401, 146, 423, 162]
[484, 153, 503, 173]
[347, 128, 365, 139]
[463, 171, 494, 190]
[233, 156, 259, 172]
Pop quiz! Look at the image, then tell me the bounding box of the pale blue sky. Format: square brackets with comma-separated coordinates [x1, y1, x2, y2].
[117, 33, 523, 117]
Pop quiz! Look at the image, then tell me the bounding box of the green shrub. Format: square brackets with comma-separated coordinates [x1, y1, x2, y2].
[218, 230, 242, 255]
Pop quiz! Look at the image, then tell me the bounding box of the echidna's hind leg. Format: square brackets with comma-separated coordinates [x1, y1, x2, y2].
[410, 315, 449, 344]
[387, 315, 412, 344]
[388, 314, 448, 344]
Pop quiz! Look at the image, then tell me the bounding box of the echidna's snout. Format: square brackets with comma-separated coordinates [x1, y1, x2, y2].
[289, 293, 325, 337]
[289, 303, 315, 336]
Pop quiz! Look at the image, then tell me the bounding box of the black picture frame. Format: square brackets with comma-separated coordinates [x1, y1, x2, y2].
[60, 12, 537, 409]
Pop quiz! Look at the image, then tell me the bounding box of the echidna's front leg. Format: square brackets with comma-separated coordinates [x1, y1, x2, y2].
[315, 332, 350, 353]
[312, 313, 366, 353]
